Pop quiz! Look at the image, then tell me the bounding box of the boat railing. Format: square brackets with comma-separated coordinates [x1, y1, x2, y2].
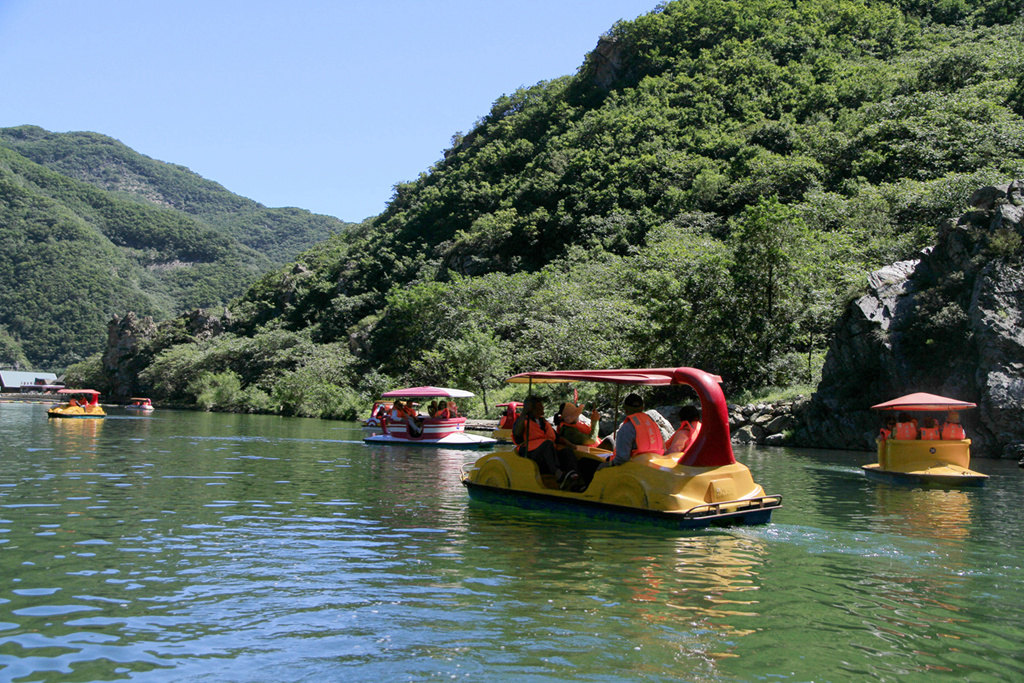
[681, 495, 783, 519]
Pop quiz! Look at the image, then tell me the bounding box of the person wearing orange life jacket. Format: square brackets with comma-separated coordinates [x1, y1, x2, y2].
[919, 417, 941, 440]
[893, 411, 918, 440]
[666, 405, 702, 454]
[512, 396, 582, 490]
[604, 393, 665, 467]
[554, 402, 601, 447]
[942, 411, 966, 440]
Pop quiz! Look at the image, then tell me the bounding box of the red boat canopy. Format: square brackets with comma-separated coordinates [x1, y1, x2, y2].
[507, 368, 723, 386]
[495, 402, 523, 407]
[871, 392, 976, 411]
[381, 386, 475, 398]
[58, 388, 100, 395]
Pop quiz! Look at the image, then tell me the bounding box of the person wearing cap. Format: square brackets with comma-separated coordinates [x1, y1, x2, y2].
[605, 393, 665, 467]
[512, 396, 582, 490]
[555, 401, 601, 447]
[942, 411, 966, 440]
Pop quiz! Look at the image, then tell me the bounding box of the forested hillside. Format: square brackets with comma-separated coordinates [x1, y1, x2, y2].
[0, 127, 356, 368]
[86, 0, 1024, 417]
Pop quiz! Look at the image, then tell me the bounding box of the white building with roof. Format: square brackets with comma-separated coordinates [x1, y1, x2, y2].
[0, 370, 60, 392]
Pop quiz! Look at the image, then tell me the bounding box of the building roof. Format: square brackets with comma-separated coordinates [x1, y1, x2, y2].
[0, 370, 59, 390]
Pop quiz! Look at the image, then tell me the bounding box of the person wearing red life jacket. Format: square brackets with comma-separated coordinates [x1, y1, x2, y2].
[436, 401, 458, 419]
[604, 393, 665, 467]
[941, 411, 966, 440]
[666, 405, 702, 455]
[512, 396, 582, 490]
[919, 417, 941, 440]
[893, 412, 918, 440]
[878, 416, 896, 441]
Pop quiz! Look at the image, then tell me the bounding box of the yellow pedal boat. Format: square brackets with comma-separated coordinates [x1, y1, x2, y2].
[864, 392, 987, 487]
[461, 367, 781, 528]
[48, 388, 106, 418]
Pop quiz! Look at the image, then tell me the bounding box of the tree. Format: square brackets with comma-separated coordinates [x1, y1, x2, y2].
[729, 196, 817, 388]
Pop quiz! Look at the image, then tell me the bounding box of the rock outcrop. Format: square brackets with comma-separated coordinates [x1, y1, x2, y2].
[794, 181, 1024, 457]
[102, 312, 157, 401]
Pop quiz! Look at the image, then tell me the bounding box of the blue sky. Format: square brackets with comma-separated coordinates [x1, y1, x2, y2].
[0, 0, 659, 222]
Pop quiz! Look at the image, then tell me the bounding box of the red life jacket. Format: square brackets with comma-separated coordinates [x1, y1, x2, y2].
[879, 428, 891, 441]
[919, 426, 940, 440]
[941, 423, 965, 440]
[894, 422, 917, 440]
[436, 407, 451, 419]
[625, 413, 665, 456]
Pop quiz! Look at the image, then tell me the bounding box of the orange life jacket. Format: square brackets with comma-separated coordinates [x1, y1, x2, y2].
[625, 413, 665, 456]
[942, 423, 965, 440]
[879, 427, 891, 441]
[666, 421, 700, 454]
[919, 426, 940, 440]
[513, 418, 555, 451]
[894, 421, 917, 440]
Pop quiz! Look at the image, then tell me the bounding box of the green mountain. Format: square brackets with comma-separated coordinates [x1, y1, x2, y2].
[0, 126, 357, 368]
[95, 0, 1024, 416]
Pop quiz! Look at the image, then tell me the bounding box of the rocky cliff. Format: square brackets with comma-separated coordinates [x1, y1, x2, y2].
[794, 181, 1024, 457]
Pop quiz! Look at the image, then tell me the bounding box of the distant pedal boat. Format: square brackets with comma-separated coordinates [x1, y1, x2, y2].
[363, 386, 497, 449]
[47, 389, 106, 419]
[865, 392, 987, 486]
[125, 397, 154, 412]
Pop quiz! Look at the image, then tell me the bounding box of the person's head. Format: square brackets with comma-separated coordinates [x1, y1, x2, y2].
[623, 393, 644, 415]
[393, 400, 403, 410]
[947, 411, 960, 423]
[561, 402, 584, 424]
[524, 396, 545, 418]
[924, 417, 938, 428]
[429, 400, 437, 412]
[897, 411, 911, 423]
[678, 405, 701, 423]
[885, 416, 896, 427]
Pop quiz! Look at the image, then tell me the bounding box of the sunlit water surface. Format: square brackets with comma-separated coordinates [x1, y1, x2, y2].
[1, 403, 1022, 681]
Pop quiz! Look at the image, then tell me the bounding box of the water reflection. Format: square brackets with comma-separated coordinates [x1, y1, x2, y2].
[49, 417, 104, 453]
[870, 485, 974, 543]
[1, 406, 1023, 681]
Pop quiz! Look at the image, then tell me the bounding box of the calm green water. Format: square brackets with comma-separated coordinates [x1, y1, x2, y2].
[1, 402, 1022, 682]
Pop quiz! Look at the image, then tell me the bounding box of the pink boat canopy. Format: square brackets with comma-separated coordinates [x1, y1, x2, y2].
[58, 388, 100, 395]
[871, 392, 977, 412]
[381, 386, 475, 399]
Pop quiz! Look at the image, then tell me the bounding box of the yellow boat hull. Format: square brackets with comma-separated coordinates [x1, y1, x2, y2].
[864, 438, 987, 486]
[48, 404, 106, 418]
[491, 427, 512, 443]
[462, 447, 781, 527]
